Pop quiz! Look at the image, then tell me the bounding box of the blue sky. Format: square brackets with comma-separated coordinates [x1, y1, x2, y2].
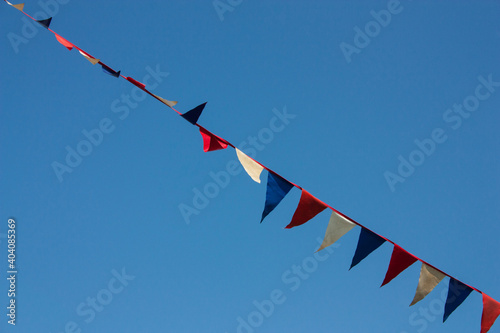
[1, 1, 499, 332]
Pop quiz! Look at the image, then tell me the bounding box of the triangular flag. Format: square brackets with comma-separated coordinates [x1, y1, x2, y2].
[79, 50, 100, 65]
[381, 245, 418, 286]
[199, 127, 228, 152]
[36, 17, 52, 29]
[443, 278, 473, 322]
[350, 228, 386, 269]
[126, 77, 146, 90]
[317, 211, 356, 252]
[152, 94, 178, 108]
[285, 189, 328, 229]
[54, 34, 73, 51]
[261, 173, 294, 222]
[6, 1, 24, 11]
[182, 102, 206, 125]
[101, 65, 120, 78]
[481, 293, 500, 333]
[410, 264, 446, 306]
[236, 148, 264, 183]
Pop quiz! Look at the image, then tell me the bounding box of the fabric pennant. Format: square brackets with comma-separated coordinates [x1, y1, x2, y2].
[350, 228, 386, 269]
[261, 172, 294, 222]
[481, 293, 500, 333]
[101, 65, 120, 78]
[410, 264, 446, 306]
[443, 279, 473, 322]
[199, 127, 228, 152]
[152, 94, 177, 108]
[36, 17, 52, 29]
[79, 50, 100, 65]
[6, 1, 24, 11]
[236, 148, 264, 183]
[126, 77, 146, 90]
[381, 245, 418, 287]
[317, 211, 356, 252]
[182, 102, 206, 125]
[285, 189, 328, 229]
[55, 34, 73, 51]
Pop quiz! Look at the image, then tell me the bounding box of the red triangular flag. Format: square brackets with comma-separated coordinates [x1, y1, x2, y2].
[481, 293, 500, 333]
[199, 127, 228, 152]
[285, 189, 328, 229]
[126, 77, 146, 90]
[381, 245, 418, 286]
[54, 33, 73, 51]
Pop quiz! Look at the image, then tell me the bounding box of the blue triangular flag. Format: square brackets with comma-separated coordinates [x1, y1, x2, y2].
[443, 278, 473, 322]
[350, 228, 386, 269]
[37, 17, 52, 29]
[182, 102, 206, 125]
[101, 65, 120, 78]
[261, 172, 293, 222]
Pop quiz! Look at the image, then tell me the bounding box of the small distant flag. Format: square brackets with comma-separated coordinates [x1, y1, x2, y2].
[79, 50, 100, 65]
[37, 17, 52, 29]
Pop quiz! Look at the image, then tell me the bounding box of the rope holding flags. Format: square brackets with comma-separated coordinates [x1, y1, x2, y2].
[4, 2, 499, 331]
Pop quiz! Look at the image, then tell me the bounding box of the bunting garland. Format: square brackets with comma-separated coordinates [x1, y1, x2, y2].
[4, 2, 498, 332]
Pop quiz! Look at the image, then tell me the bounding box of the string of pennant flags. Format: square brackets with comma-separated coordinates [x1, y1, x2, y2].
[5, 1, 500, 331]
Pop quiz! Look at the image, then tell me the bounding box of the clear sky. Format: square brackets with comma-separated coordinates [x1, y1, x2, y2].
[1, 1, 499, 332]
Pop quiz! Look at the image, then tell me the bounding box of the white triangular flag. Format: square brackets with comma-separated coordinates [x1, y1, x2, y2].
[78, 50, 100, 65]
[317, 212, 355, 251]
[236, 148, 264, 183]
[6, 1, 25, 11]
[410, 263, 445, 306]
[152, 94, 177, 108]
